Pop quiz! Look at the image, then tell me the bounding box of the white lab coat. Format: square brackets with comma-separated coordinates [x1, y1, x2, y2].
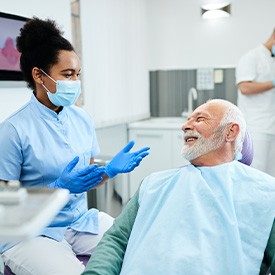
[236, 44, 275, 176]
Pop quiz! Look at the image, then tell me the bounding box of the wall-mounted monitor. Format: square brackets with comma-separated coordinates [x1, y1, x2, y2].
[0, 12, 29, 81]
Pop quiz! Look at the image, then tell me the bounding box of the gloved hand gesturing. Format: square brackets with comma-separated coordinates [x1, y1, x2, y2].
[48, 156, 105, 193]
[105, 140, 150, 178]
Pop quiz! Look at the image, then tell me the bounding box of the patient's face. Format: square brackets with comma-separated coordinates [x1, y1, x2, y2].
[181, 126, 225, 161]
[181, 102, 226, 162]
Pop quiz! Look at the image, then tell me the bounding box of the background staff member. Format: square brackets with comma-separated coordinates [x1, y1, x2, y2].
[236, 28, 275, 177]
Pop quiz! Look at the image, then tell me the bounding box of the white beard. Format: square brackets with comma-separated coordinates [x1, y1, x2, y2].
[181, 128, 225, 161]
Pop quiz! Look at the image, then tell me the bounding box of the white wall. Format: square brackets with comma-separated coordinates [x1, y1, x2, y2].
[0, 0, 72, 121]
[1, 0, 275, 122]
[147, 0, 275, 70]
[80, 0, 150, 128]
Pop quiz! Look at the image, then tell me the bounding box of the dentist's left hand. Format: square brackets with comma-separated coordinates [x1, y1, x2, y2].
[48, 156, 105, 193]
[105, 141, 150, 178]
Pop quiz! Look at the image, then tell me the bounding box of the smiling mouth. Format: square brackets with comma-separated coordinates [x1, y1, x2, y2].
[185, 137, 198, 143]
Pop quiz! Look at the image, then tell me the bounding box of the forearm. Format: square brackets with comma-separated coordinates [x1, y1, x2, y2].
[90, 174, 109, 189]
[260, 219, 275, 274]
[82, 189, 140, 275]
[89, 157, 108, 188]
[238, 81, 274, 95]
[267, 220, 275, 274]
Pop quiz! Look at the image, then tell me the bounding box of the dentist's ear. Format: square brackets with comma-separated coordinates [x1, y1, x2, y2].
[32, 67, 43, 84]
[225, 123, 240, 142]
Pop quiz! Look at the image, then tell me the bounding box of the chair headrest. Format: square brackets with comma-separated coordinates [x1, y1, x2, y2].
[239, 130, 253, 166]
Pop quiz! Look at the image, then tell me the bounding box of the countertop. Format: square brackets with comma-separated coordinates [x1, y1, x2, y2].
[128, 116, 186, 130]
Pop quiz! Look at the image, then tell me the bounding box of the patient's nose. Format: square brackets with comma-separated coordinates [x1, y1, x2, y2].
[182, 119, 193, 132]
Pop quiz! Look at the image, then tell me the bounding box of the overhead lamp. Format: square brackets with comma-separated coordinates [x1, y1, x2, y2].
[200, 0, 231, 19]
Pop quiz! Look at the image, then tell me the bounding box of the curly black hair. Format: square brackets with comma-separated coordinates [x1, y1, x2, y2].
[16, 17, 74, 90]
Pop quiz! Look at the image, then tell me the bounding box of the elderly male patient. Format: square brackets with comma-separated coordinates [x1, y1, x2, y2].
[83, 99, 275, 275]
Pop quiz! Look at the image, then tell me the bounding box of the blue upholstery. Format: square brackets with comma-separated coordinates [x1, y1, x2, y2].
[239, 130, 253, 166]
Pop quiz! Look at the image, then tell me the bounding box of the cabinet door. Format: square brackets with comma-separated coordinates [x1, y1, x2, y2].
[128, 129, 172, 198]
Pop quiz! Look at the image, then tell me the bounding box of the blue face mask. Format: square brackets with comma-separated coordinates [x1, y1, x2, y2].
[272, 45, 275, 56]
[40, 69, 81, 107]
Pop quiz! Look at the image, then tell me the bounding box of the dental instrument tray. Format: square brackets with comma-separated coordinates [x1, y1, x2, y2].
[0, 181, 28, 204]
[0, 187, 69, 242]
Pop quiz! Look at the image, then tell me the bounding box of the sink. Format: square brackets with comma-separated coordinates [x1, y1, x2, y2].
[181, 112, 190, 119]
[149, 117, 186, 124]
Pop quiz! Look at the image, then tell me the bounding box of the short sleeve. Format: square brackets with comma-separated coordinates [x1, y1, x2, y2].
[90, 121, 100, 158]
[0, 121, 22, 180]
[235, 51, 257, 85]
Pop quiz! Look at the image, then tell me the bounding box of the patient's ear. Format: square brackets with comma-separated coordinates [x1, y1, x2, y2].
[225, 123, 239, 142]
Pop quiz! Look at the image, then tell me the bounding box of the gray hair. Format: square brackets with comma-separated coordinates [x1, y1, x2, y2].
[207, 99, 246, 156]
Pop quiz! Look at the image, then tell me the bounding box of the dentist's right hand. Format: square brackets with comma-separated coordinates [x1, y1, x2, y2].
[48, 156, 105, 193]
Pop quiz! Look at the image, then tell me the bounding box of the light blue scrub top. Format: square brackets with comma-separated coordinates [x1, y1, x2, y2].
[0, 94, 100, 252]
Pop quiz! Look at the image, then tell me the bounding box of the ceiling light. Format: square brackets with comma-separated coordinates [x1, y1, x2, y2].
[200, 0, 231, 19]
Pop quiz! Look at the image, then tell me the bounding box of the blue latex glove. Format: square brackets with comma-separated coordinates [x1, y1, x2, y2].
[48, 156, 105, 193]
[105, 140, 150, 178]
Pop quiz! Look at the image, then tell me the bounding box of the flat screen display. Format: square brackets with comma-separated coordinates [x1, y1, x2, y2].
[0, 12, 28, 81]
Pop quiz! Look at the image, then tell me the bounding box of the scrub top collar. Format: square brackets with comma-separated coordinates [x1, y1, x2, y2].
[30, 93, 68, 122]
[260, 44, 273, 59]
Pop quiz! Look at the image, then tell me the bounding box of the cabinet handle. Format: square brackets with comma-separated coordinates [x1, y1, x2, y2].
[135, 134, 163, 138]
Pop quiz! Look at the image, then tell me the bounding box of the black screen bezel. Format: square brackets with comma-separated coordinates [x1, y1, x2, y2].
[0, 12, 29, 81]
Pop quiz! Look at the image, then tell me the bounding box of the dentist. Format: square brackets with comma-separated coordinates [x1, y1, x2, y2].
[0, 17, 149, 275]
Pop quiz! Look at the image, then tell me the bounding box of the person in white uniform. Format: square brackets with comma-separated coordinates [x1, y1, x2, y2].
[236, 28, 275, 176]
[83, 99, 275, 275]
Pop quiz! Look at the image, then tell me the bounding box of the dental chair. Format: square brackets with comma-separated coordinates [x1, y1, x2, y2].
[238, 130, 253, 166]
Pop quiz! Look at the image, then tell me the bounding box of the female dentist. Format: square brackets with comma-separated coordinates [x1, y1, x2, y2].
[0, 17, 149, 275]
